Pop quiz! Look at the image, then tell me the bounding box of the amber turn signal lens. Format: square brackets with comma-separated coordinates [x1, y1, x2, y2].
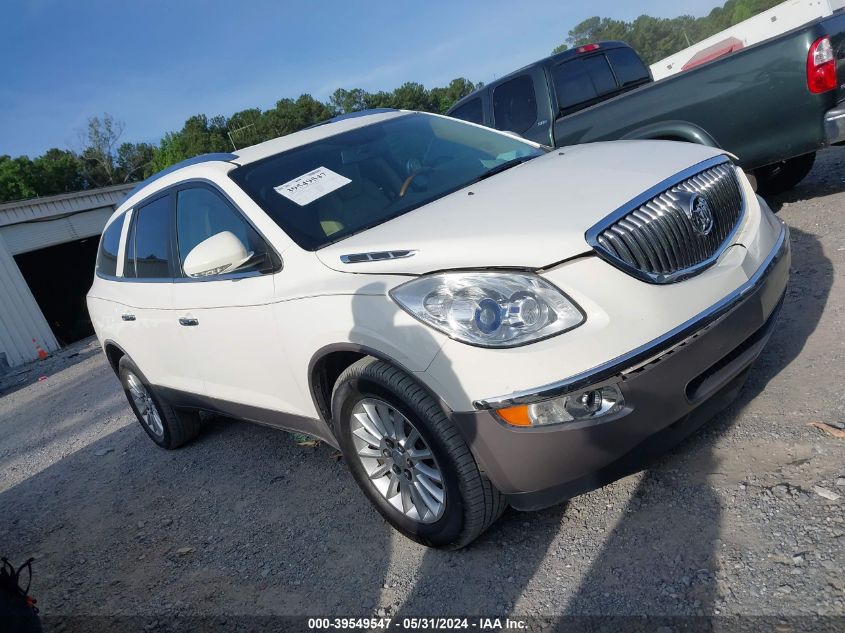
[496, 405, 532, 427]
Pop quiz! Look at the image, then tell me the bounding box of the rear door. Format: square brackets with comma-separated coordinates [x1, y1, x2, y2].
[490, 69, 554, 144]
[169, 182, 307, 423]
[117, 193, 187, 392]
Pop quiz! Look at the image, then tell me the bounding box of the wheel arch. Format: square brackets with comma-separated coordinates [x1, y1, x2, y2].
[620, 121, 720, 148]
[308, 344, 450, 428]
[103, 339, 129, 376]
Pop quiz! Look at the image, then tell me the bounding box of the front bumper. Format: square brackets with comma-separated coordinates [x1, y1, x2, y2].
[452, 223, 790, 510]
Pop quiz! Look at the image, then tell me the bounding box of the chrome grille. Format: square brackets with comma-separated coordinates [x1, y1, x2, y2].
[587, 158, 744, 284]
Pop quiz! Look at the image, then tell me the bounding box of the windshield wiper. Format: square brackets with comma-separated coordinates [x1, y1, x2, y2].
[471, 156, 535, 184]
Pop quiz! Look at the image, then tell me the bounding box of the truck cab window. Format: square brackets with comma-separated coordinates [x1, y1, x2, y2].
[449, 98, 484, 125]
[606, 48, 650, 86]
[492, 75, 537, 135]
[553, 54, 617, 114]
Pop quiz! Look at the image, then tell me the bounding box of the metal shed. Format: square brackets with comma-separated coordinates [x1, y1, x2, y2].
[0, 184, 133, 370]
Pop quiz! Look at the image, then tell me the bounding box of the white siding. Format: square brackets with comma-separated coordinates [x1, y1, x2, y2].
[0, 233, 59, 368]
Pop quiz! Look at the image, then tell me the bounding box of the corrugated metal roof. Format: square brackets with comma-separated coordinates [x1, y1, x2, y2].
[0, 183, 134, 228]
[0, 207, 113, 255]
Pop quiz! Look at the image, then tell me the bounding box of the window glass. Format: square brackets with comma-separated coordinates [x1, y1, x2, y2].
[449, 98, 483, 125]
[176, 186, 267, 276]
[606, 48, 650, 86]
[553, 54, 617, 113]
[492, 75, 537, 134]
[96, 213, 125, 277]
[126, 195, 172, 279]
[229, 113, 545, 250]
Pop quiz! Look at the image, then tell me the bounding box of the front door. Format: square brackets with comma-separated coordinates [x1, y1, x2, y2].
[169, 183, 309, 427]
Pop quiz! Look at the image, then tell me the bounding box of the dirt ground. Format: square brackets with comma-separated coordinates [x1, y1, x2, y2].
[1, 148, 843, 630]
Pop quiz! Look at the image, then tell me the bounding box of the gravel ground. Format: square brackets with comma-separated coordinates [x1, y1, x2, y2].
[1, 149, 844, 629]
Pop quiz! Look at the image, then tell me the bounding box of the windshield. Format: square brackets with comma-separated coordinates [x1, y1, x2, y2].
[228, 113, 545, 250]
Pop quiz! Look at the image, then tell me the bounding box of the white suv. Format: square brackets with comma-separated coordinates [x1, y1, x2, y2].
[88, 110, 789, 548]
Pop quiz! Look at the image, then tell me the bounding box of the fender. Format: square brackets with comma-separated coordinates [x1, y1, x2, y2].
[620, 120, 720, 148]
[308, 342, 456, 428]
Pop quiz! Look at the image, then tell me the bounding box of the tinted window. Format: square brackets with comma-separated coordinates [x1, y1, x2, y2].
[449, 98, 483, 124]
[553, 54, 617, 113]
[96, 213, 125, 277]
[606, 48, 650, 86]
[176, 186, 268, 277]
[583, 55, 617, 94]
[229, 113, 544, 250]
[126, 195, 173, 279]
[492, 75, 537, 134]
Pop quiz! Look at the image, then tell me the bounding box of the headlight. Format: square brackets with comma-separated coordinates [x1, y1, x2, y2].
[389, 271, 584, 348]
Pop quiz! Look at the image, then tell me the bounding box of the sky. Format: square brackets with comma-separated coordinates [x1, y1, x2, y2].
[1, 0, 724, 157]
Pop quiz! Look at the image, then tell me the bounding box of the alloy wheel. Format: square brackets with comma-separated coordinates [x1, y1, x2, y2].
[126, 372, 164, 437]
[350, 398, 446, 523]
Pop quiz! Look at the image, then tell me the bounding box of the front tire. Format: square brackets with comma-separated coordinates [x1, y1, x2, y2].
[332, 358, 506, 549]
[118, 356, 201, 449]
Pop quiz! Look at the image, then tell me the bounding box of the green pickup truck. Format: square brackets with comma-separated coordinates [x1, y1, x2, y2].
[446, 14, 845, 194]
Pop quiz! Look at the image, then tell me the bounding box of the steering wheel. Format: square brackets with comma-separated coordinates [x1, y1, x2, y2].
[399, 166, 433, 198]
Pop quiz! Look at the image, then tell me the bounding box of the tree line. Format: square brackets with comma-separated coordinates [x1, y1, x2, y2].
[555, 0, 784, 62]
[0, 78, 479, 204]
[1, 0, 783, 203]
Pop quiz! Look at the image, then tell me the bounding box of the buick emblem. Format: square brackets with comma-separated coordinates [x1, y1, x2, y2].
[688, 194, 714, 237]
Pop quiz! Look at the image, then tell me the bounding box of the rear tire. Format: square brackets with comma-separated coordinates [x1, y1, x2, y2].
[332, 357, 506, 549]
[755, 152, 816, 196]
[118, 356, 201, 449]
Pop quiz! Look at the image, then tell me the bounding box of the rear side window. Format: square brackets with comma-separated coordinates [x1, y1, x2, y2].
[606, 48, 650, 86]
[175, 186, 269, 277]
[449, 98, 483, 125]
[553, 54, 617, 113]
[492, 75, 537, 134]
[125, 194, 173, 279]
[96, 213, 125, 277]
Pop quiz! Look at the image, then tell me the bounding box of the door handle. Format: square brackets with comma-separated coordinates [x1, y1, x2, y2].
[178, 317, 199, 327]
[121, 314, 136, 321]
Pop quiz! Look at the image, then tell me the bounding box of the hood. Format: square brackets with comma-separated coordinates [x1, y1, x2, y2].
[316, 140, 727, 274]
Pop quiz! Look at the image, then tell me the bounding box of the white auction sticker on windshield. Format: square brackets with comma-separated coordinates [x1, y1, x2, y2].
[274, 167, 351, 206]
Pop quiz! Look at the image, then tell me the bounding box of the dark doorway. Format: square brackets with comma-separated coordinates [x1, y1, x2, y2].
[14, 238, 99, 346]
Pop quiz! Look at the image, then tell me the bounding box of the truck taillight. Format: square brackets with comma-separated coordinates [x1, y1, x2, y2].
[807, 36, 837, 94]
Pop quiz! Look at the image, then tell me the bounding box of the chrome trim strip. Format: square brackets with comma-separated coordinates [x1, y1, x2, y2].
[585, 155, 744, 284]
[340, 249, 418, 264]
[473, 223, 788, 410]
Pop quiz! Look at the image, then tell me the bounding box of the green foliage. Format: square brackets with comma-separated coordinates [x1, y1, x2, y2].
[328, 77, 479, 115]
[0, 149, 85, 202]
[558, 0, 784, 64]
[148, 76, 476, 177]
[0, 155, 38, 201]
[34, 149, 85, 194]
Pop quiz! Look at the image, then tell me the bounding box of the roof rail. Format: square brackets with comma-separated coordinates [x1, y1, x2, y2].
[126, 152, 238, 200]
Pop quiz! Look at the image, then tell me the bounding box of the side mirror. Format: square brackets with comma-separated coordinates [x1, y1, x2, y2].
[183, 231, 253, 278]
